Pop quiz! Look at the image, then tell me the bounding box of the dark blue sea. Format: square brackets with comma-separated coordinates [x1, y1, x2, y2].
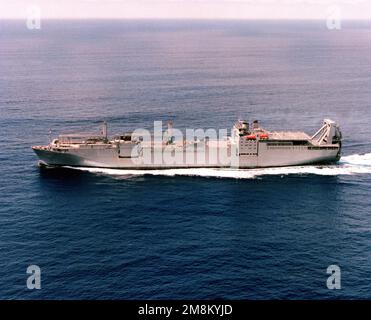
[1, 20, 371, 300]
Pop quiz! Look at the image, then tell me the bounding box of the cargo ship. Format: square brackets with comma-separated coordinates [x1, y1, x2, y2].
[32, 119, 342, 169]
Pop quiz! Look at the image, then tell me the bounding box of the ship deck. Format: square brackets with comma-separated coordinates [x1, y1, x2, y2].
[268, 131, 311, 140]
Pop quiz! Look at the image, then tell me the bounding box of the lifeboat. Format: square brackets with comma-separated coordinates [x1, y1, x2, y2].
[259, 133, 269, 140]
[245, 134, 257, 140]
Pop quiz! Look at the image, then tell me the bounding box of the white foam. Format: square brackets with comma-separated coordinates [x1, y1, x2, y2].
[64, 153, 371, 180]
[340, 153, 371, 166]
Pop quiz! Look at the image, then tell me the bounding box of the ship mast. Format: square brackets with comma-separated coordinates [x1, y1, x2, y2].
[101, 121, 108, 140]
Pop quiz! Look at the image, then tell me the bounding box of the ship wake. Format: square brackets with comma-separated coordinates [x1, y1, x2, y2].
[64, 153, 371, 180]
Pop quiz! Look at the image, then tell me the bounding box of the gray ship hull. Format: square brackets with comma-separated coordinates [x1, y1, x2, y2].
[33, 144, 340, 169]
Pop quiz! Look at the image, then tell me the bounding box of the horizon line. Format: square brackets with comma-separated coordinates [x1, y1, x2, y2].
[2, 17, 371, 21]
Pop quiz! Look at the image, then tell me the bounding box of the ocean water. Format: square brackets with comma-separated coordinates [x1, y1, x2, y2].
[1, 19, 371, 299]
